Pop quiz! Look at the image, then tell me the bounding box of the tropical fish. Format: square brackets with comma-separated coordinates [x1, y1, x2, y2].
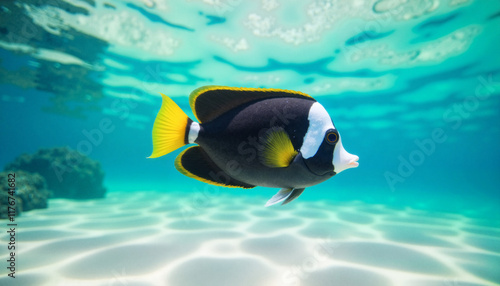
[149, 86, 359, 206]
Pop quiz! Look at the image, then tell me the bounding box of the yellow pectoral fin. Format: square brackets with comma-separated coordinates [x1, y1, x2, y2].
[259, 127, 298, 168]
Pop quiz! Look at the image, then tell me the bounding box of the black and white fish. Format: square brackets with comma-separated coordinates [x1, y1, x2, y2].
[149, 86, 359, 206]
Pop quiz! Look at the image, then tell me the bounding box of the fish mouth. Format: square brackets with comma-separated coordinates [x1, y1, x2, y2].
[348, 155, 359, 168]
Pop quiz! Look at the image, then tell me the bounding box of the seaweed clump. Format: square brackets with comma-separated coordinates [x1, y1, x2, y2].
[0, 171, 51, 219]
[4, 147, 106, 199]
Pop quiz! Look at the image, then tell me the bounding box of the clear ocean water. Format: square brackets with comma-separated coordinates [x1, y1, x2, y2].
[0, 1, 499, 286]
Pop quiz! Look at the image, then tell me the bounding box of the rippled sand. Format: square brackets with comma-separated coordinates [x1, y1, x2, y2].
[0, 191, 498, 286]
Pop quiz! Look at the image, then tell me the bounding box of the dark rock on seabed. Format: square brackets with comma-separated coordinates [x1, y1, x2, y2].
[0, 171, 51, 219]
[4, 147, 106, 199]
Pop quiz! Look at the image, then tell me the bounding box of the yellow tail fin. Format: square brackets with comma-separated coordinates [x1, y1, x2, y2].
[148, 94, 190, 158]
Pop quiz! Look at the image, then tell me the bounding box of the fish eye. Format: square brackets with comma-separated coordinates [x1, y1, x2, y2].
[325, 130, 338, 145]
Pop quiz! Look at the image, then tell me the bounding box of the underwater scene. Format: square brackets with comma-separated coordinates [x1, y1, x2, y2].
[1, 0, 499, 285]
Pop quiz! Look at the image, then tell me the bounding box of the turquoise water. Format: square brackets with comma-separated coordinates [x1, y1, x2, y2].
[1, 0, 498, 215]
[0, 1, 499, 285]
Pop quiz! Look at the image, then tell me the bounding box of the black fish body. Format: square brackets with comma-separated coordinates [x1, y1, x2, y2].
[149, 86, 358, 206]
[196, 97, 333, 189]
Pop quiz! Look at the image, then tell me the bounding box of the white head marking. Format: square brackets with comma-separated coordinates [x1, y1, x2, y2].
[301, 102, 334, 159]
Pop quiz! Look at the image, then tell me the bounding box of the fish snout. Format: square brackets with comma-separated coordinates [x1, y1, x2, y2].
[333, 143, 359, 174]
[348, 154, 359, 168]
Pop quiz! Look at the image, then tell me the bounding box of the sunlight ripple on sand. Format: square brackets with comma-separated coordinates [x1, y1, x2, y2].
[0, 191, 499, 286]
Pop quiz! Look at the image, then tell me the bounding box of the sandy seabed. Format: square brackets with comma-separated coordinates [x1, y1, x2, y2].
[0, 190, 499, 286]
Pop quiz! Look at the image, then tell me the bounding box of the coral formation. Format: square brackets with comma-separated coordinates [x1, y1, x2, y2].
[0, 170, 51, 219]
[4, 147, 106, 199]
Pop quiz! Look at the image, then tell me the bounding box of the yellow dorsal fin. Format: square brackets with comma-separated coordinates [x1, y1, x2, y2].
[148, 94, 190, 158]
[259, 127, 298, 168]
[189, 86, 315, 123]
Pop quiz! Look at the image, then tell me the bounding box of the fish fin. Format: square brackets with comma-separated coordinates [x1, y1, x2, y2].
[281, 188, 305, 205]
[264, 188, 293, 207]
[175, 146, 255, 189]
[265, 188, 305, 207]
[189, 85, 316, 123]
[259, 127, 298, 168]
[148, 94, 193, 158]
